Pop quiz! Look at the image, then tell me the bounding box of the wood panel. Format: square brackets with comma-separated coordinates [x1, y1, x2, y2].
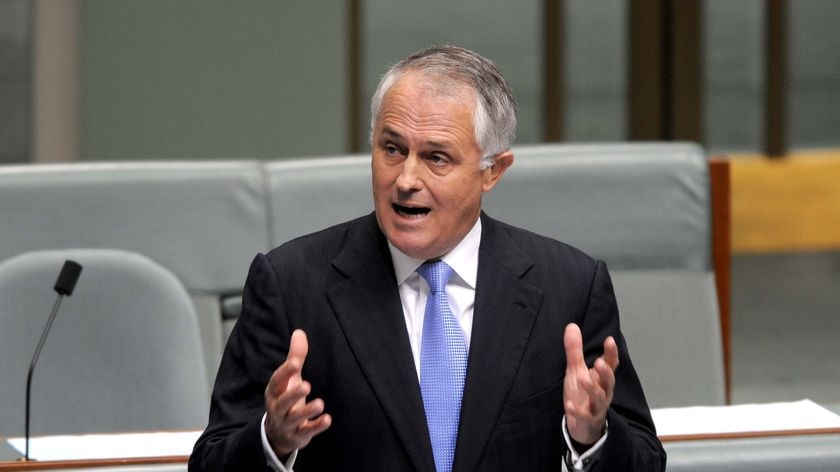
[710, 158, 732, 404]
[731, 152, 840, 252]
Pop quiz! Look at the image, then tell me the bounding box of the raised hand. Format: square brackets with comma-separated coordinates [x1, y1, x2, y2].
[264, 329, 332, 457]
[563, 323, 619, 446]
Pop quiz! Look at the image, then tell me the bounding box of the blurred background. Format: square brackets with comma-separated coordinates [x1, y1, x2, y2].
[1, 0, 838, 406]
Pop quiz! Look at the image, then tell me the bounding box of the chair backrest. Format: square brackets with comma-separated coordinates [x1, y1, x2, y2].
[0, 161, 269, 392]
[265, 156, 373, 247]
[484, 143, 725, 407]
[0, 249, 209, 436]
[0, 162, 268, 291]
[484, 143, 711, 271]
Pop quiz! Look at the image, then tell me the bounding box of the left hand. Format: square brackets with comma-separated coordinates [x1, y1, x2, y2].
[563, 322, 619, 445]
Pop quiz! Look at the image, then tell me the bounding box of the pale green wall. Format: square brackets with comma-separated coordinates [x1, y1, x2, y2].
[74, 0, 840, 161]
[0, 0, 31, 163]
[79, 0, 348, 161]
[363, 0, 544, 149]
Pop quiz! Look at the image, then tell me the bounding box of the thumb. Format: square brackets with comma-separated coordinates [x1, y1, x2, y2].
[288, 329, 309, 365]
[564, 323, 585, 370]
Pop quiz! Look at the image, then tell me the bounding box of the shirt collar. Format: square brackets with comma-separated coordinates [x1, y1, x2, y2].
[388, 217, 481, 289]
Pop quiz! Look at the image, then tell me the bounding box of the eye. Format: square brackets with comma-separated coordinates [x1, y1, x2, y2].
[384, 143, 401, 156]
[427, 153, 449, 166]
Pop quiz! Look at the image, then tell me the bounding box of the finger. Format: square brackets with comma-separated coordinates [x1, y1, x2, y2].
[282, 400, 331, 443]
[268, 410, 331, 455]
[593, 358, 616, 401]
[602, 336, 619, 371]
[584, 364, 606, 406]
[290, 399, 330, 429]
[563, 365, 582, 409]
[288, 329, 309, 365]
[564, 323, 586, 370]
[298, 412, 332, 440]
[284, 389, 324, 424]
[270, 379, 311, 419]
[266, 385, 312, 438]
[265, 355, 304, 397]
[284, 388, 324, 422]
[265, 330, 309, 398]
[576, 365, 594, 391]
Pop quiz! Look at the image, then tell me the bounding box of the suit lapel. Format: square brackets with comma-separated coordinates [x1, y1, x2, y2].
[454, 215, 544, 472]
[326, 215, 435, 472]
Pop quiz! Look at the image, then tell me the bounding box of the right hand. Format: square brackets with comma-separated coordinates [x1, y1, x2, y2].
[264, 329, 332, 457]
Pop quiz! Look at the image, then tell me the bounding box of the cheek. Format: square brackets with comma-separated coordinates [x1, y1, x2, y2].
[371, 164, 392, 192]
[437, 179, 483, 215]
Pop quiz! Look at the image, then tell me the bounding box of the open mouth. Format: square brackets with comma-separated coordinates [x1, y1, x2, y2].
[393, 203, 430, 217]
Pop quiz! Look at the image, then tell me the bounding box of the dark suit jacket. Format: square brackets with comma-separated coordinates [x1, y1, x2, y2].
[190, 213, 666, 471]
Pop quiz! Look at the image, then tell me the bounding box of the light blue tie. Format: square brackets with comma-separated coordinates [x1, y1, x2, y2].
[417, 260, 467, 472]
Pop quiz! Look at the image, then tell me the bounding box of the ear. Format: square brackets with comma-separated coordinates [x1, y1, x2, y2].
[481, 151, 514, 192]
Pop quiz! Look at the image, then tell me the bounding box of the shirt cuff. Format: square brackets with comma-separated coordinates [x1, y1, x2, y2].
[261, 412, 298, 472]
[562, 415, 609, 471]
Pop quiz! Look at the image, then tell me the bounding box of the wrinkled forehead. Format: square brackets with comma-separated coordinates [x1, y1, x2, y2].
[395, 70, 477, 110]
[375, 75, 477, 143]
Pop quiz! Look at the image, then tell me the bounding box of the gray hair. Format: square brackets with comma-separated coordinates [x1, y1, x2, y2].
[369, 45, 517, 169]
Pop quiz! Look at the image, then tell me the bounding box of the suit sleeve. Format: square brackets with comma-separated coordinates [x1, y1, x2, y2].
[580, 260, 667, 472]
[189, 254, 291, 471]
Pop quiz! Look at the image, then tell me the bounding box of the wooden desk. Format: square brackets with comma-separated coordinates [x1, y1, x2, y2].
[0, 430, 196, 471]
[658, 401, 840, 472]
[4, 402, 840, 470]
[660, 425, 840, 443]
[0, 456, 186, 471]
[5, 429, 840, 472]
[663, 431, 840, 472]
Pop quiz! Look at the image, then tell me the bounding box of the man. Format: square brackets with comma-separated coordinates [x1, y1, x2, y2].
[190, 45, 666, 471]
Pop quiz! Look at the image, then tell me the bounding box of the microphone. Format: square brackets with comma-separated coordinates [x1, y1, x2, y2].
[20, 260, 83, 462]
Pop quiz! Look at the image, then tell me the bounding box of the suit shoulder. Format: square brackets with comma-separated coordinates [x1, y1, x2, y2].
[492, 218, 599, 267]
[265, 214, 370, 265]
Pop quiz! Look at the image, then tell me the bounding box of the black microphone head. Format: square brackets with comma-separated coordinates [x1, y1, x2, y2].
[54, 260, 83, 296]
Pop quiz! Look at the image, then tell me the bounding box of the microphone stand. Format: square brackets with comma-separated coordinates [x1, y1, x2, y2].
[18, 260, 82, 462]
[20, 293, 67, 462]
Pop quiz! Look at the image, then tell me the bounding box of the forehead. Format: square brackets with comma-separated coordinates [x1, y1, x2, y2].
[377, 73, 477, 139]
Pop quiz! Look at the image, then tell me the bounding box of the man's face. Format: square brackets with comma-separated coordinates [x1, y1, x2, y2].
[371, 73, 512, 261]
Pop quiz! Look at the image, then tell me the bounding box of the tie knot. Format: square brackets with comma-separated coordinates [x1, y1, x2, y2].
[416, 260, 453, 293]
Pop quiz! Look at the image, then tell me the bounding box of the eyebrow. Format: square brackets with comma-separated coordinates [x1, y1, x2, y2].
[380, 126, 452, 150]
[380, 127, 403, 141]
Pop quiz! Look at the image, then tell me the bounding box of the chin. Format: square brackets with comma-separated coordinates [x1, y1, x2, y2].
[391, 240, 428, 260]
[387, 234, 435, 260]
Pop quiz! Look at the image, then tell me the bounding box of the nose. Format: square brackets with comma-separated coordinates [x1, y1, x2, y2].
[395, 153, 423, 192]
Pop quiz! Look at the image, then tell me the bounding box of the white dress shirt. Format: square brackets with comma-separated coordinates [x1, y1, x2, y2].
[388, 217, 481, 378]
[262, 218, 605, 471]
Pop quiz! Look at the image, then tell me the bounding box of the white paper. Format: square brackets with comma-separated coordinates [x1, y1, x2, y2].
[652, 399, 840, 437]
[7, 401, 840, 460]
[6, 430, 201, 461]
